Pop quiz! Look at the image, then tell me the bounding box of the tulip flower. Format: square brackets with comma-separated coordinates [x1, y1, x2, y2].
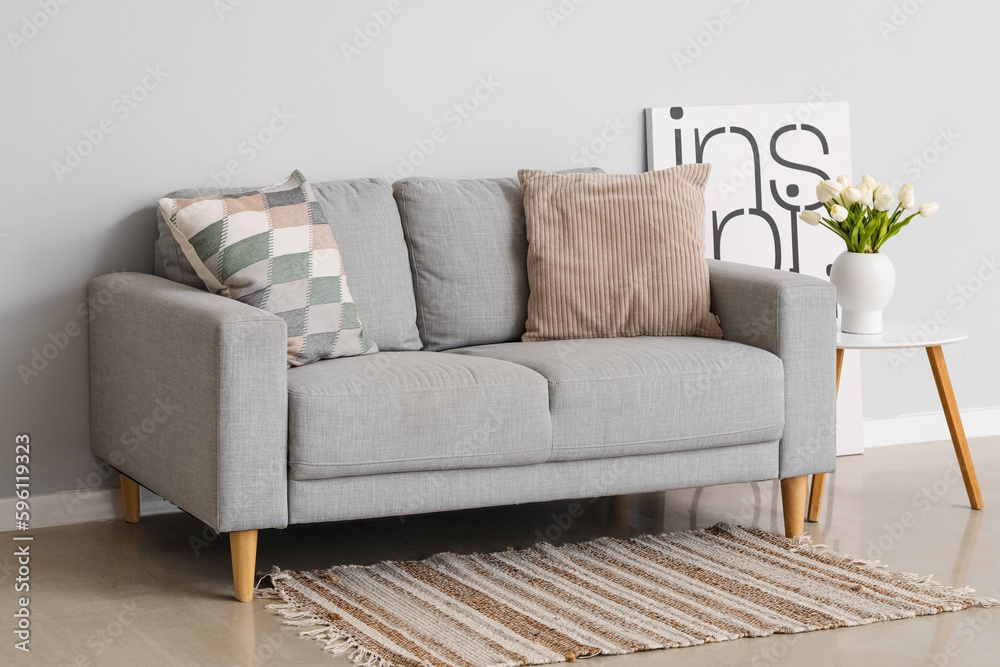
[841, 186, 861, 206]
[873, 193, 895, 211]
[918, 202, 939, 217]
[897, 183, 915, 209]
[816, 179, 844, 203]
[805, 174, 936, 253]
[799, 210, 822, 226]
[858, 183, 874, 208]
[830, 204, 848, 222]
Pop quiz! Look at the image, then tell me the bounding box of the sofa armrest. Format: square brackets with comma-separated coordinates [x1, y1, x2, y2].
[708, 260, 838, 478]
[89, 273, 288, 532]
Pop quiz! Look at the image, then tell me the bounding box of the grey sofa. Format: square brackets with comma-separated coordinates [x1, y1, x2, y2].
[89, 174, 837, 602]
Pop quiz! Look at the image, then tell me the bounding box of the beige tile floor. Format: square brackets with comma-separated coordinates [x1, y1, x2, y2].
[2, 437, 998, 666]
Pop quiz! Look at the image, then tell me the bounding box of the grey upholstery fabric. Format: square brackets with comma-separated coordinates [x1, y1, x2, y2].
[287, 351, 551, 479]
[707, 260, 838, 478]
[154, 178, 421, 351]
[393, 169, 602, 351]
[89, 273, 289, 532]
[288, 440, 779, 524]
[449, 337, 784, 462]
[104, 198, 836, 537]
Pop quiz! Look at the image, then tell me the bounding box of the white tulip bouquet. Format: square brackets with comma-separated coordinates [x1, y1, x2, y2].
[799, 175, 937, 253]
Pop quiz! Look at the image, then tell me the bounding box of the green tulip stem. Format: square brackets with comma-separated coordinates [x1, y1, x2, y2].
[812, 185, 930, 253]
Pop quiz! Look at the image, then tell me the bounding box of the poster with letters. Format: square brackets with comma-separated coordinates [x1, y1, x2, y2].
[645, 102, 863, 456]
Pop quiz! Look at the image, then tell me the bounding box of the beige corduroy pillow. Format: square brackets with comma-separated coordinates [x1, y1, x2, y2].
[518, 165, 723, 342]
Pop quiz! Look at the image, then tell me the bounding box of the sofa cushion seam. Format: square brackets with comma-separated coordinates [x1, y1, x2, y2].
[540, 366, 784, 386]
[290, 446, 552, 468]
[553, 424, 785, 451]
[288, 381, 547, 399]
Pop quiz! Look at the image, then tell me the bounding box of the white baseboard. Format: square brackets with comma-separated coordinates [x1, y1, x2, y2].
[863, 406, 1000, 448]
[0, 487, 179, 532]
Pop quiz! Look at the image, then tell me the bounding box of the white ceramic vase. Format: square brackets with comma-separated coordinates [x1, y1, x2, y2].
[830, 251, 896, 335]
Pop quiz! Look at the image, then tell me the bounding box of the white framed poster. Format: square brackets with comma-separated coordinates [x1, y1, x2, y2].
[645, 102, 863, 456]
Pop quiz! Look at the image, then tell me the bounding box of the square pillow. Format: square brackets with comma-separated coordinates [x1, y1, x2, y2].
[392, 168, 603, 351]
[518, 165, 723, 342]
[157, 170, 377, 366]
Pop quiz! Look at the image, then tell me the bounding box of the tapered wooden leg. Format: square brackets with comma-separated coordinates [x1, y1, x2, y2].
[230, 530, 258, 603]
[119, 474, 141, 524]
[807, 348, 844, 523]
[926, 346, 984, 510]
[781, 475, 808, 538]
[806, 474, 826, 524]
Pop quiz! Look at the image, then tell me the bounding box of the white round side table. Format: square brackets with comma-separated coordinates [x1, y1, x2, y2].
[807, 321, 984, 522]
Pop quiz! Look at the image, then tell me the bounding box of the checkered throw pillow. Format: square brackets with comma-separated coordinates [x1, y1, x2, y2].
[157, 170, 377, 367]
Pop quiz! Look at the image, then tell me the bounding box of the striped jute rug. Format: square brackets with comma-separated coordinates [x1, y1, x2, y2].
[259, 523, 998, 666]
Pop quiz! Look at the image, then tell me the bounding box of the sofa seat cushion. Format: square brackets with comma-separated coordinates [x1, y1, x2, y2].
[287, 352, 552, 480]
[447, 337, 784, 462]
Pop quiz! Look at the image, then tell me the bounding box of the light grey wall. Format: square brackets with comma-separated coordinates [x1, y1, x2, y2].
[3, 0, 997, 497]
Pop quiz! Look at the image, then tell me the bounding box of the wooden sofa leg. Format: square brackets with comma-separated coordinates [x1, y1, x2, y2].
[230, 530, 258, 603]
[119, 474, 141, 523]
[807, 473, 826, 523]
[780, 476, 808, 538]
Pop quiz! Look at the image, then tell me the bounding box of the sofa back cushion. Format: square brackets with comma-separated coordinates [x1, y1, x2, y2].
[393, 169, 601, 351]
[155, 178, 421, 351]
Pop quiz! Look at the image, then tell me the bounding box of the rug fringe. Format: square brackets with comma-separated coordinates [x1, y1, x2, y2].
[785, 530, 1000, 609]
[258, 566, 412, 667]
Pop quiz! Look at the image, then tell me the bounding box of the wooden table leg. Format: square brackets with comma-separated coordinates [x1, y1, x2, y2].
[926, 346, 984, 510]
[807, 349, 843, 523]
